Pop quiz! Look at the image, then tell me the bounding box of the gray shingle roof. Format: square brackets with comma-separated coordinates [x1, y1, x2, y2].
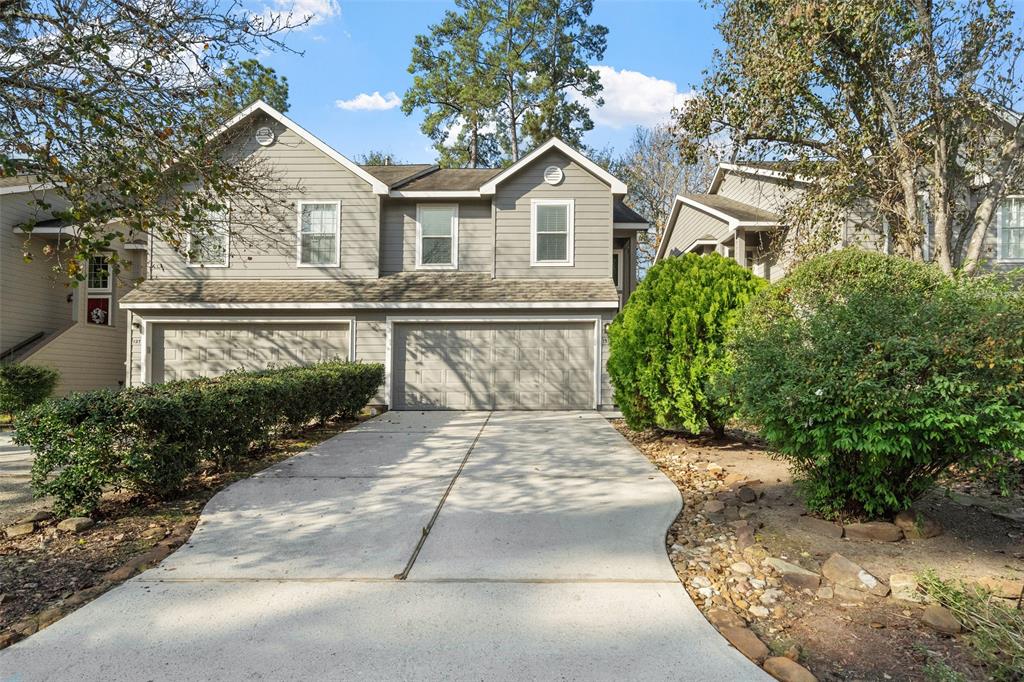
[679, 193, 779, 223]
[359, 164, 436, 188]
[121, 272, 619, 305]
[393, 168, 503, 192]
[613, 201, 648, 225]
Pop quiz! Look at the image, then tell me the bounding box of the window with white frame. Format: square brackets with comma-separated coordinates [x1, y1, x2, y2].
[188, 210, 230, 267]
[298, 201, 341, 267]
[416, 204, 458, 268]
[531, 199, 574, 265]
[86, 255, 112, 326]
[998, 196, 1024, 262]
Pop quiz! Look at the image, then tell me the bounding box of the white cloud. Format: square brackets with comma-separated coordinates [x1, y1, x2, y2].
[335, 91, 402, 111]
[443, 116, 497, 146]
[262, 0, 339, 30]
[579, 65, 695, 129]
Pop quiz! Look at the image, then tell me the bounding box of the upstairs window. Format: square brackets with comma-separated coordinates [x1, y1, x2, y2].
[998, 196, 1024, 262]
[187, 210, 230, 267]
[298, 201, 341, 267]
[86, 255, 112, 326]
[416, 204, 458, 269]
[531, 199, 574, 266]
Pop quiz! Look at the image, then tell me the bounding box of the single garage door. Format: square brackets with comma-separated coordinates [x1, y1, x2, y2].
[393, 322, 594, 410]
[152, 323, 349, 382]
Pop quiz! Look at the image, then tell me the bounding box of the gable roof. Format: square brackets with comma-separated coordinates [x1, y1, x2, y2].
[479, 138, 627, 195]
[613, 201, 649, 228]
[655, 193, 779, 262]
[212, 100, 390, 194]
[708, 161, 817, 194]
[393, 168, 503, 193]
[360, 164, 436, 188]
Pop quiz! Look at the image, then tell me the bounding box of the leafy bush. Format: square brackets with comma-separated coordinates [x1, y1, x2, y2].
[608, 253, 766, 434]
[17, 360, 384, 517]
[0, 363, 59, 414]
[732, 249, 1024, 519]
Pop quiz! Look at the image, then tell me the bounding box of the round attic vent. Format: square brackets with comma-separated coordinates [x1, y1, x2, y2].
[543, 165, 564, 185]
[255, 126, 276, 146]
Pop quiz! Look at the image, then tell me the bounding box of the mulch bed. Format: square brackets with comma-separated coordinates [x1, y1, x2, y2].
[614, 421, 1021, 681]
[0, 419, 358, 649]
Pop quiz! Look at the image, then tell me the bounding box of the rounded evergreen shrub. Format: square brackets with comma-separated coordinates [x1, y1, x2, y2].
[732, 249, 1024, 520]
[0, 363, 59, 414]
[608, 252, 766, 435]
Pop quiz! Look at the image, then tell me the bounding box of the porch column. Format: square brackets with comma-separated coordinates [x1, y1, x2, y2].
[734, 228, 747, 267]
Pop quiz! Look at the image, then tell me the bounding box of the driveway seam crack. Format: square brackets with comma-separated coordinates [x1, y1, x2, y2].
[394, 411, 492, 581]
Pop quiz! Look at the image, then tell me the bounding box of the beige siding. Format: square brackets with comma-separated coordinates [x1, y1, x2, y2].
[494, 150, 612, 279]
[0, 191, 72, 352]
[148, 113, 380, 280]
[663, 204, 730, 257]
[717, 171, 805, 212]
[26, 323, 128, 394]
[380, 199, 493, 274]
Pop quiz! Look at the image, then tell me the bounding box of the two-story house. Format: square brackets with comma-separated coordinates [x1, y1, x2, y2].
[656, 161, 1021, 279]
[1, 178, 146, 395]
[119, 101, 647, 411]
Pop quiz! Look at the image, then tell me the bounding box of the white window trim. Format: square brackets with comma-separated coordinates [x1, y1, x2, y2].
[87, 255, 112, 293]
[415, 203, 459, 270]
[997, 194, 1024, 263]
[186, 209, 231, 269]
[85, 294, 113, 327]
[612, 248, 624, 291]
[530, 198, 575, 266]
[296, 200, 342, 268]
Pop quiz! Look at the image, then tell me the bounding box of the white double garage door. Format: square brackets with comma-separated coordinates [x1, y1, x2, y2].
[150, 319, 599, 410]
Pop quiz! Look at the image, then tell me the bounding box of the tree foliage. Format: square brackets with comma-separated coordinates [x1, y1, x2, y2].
[607, 253, 766, 435]
[610, 125, 718, 275]
[676, 0, 1024, 275]
[208, 59, 290, 123]
[0, 0, 303, 280]
[403, 0, 607, 166]
[356, 150, 404, 166]
[731, 249, 1024, 519]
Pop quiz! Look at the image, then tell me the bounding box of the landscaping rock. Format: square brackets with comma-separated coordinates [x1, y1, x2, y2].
[815, 586, 834, 599]
[833, 585, 868, 603]
[720, 627, 770, 663]
[889, 573, 927, 603]
[21, 511, 53, 523]
[763, 656, 818, 682]
[731, 561, 753, 575]
[844, 522, 903, 542]
[704, 500, 726, 514]
[737, 486, 758, 503]
[799, 516, 843, 539]
[736, 526, 755, 550]
[141, 526, 166, 540]
[765, 557, 821, 591]
[57, 517, 95, 533]
[821, 553, 890, 596]
[894, 510, 943, 539]
[706, 607, 746, 629]
[4, 522, 35, 539]
[748, 605, 770, 618]
[921, 604, 961, 634]
[976, 576, 1024, 600]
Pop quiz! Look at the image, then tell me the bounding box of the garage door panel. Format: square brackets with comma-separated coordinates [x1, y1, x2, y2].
[394, 322, 593, 411]
[155, 323, 348, 383]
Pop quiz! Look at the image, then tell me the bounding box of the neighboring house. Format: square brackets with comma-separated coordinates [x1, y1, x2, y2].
[120, 101, 648, 411]
[656, 161, 1022, 279]
[0, 178, 146, 395]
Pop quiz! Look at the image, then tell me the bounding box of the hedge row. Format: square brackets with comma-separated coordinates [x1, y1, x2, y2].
[0, 363, 59, 414]
[15, 361, 384, 517]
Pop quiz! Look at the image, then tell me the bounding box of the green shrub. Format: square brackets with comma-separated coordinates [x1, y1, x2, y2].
[0, 363, 59, 414]
[608, 253, 766, 434]
[17, 360, 384, 517]
[732, 249, 1024, 519]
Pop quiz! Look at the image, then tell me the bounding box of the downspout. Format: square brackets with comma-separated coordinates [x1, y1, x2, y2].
[491, 199, 497, 279]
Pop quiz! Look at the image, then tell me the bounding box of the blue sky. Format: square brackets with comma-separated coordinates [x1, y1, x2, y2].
[256, 0, 723, 164]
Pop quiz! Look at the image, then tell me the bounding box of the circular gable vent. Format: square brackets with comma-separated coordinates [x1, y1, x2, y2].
[543, 165, 564, 185]
[255, 126, 276, 146]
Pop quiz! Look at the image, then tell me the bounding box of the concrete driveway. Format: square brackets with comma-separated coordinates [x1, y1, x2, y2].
[0, 411, 764, 681]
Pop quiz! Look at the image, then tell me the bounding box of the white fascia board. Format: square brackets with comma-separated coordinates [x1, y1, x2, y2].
[390, 190, 482, 199]
[719, 162, 816, 185]
[121, 300, 620, 311]
[676, 195, 741, 228]
[479, 138, 628, 195]
[683, 239, 720, 253]
[210, 100, 389, 195]
[0, 182, 57, 195]
[655, 197, 685, 263]
[613, 222, 650, 231]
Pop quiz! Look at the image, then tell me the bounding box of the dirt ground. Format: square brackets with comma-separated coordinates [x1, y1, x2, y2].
[0, 419, 358, 647]
[616, 422, 1024, 682]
